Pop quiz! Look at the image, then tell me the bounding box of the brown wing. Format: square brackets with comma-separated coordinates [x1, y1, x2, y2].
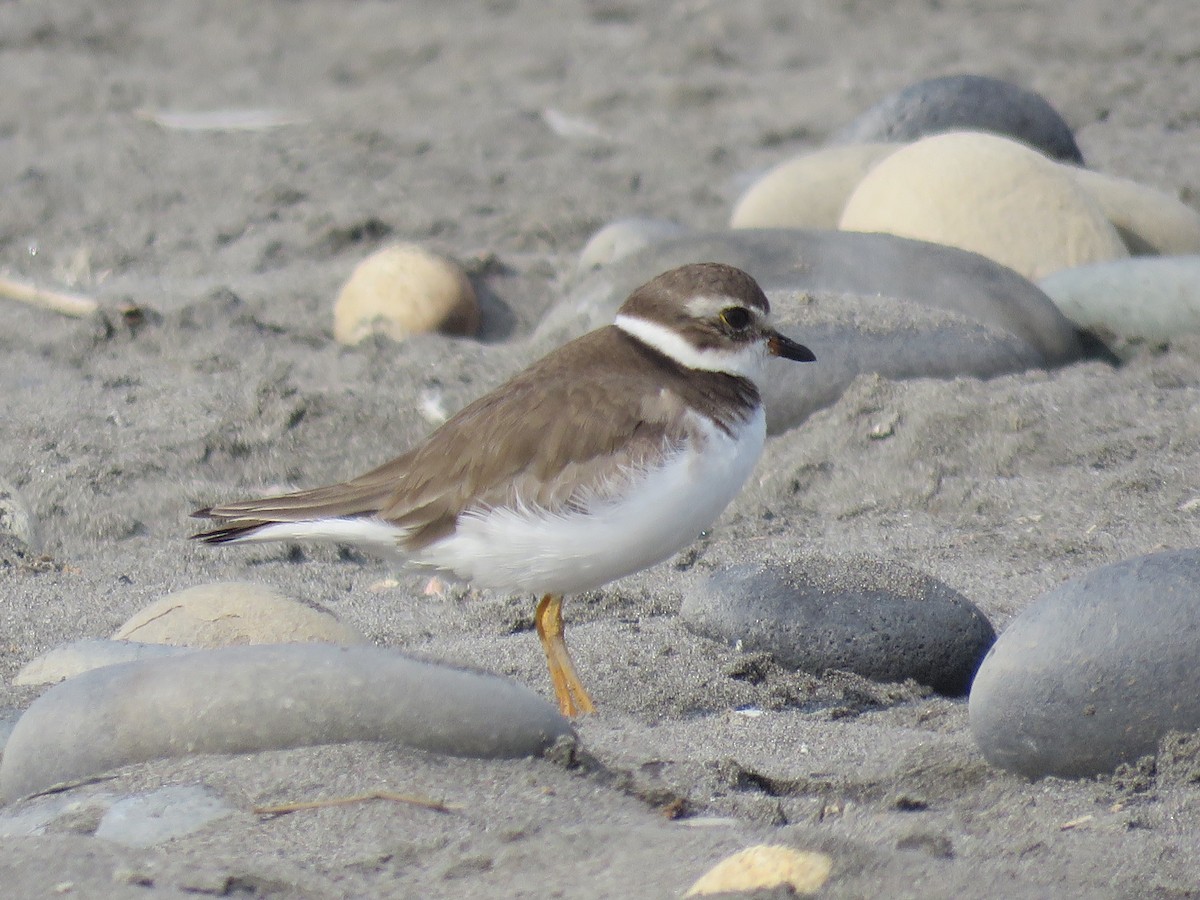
[193, 328, 694, 547]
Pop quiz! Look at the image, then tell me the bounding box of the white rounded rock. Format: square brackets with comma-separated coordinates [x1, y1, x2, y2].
[730, 143, 899, 229]
[1065, 167, 1200, 256]
[112, 581, 367, 648]
[839, 131, 1128, 280]
[1038, 255, 1200, 349]
[333, 243, 479, 345]
[577, 218, 687, 272]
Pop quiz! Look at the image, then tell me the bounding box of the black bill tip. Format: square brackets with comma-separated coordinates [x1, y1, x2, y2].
[767, 332, 816, 362]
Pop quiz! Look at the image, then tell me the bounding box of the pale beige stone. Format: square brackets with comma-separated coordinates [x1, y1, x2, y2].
[333, 243, 479, 345]
[1066, 167, 1200, 256]
[730, 143, 899, 229]
[838, 131, 1128, 280]
[685, 845, 833, 896]
[112, 581, 367, 648]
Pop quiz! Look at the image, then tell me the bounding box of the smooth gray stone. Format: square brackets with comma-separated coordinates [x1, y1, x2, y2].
[95, 785, 235, 848]
[543, 229, 1088, 367]
[681, 558, 996, 696]
[969, 549, 1200, 778]
[14, 639, 193, 686]
[1038, 255, 1200, 354]
[758, 292, 1044, 433]
[833, 74, 1083, 164]
[0, 644, 572, 801]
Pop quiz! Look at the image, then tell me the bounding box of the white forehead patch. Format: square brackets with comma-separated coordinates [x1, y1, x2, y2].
[683, 293, 766, 321]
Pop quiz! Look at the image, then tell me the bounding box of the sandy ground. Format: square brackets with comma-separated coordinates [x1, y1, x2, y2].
[2, 0, 1200, 896]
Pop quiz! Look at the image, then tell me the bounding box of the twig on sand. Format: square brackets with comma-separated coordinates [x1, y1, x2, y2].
[253, 790, 463, 817]
[0, 275, 99, 318]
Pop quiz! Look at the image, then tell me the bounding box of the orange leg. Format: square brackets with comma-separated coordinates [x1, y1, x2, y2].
[534, 594, 595, 717]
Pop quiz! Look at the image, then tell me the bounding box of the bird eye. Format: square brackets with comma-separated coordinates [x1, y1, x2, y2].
[720, 306, 752, 330]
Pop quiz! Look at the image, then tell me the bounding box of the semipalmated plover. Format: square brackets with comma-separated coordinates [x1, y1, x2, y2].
[192, 263, 815, 716]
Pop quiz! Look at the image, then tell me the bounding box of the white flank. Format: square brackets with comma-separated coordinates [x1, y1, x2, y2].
[417, 406, 767, 595]
[614, 314, 768, 381]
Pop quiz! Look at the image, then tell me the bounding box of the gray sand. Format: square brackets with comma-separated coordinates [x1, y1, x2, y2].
[2, 1, 1199, 896]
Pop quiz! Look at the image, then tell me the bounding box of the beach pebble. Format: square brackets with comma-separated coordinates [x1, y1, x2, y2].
[0, 643, 572, 801]
[0, 477, 40, 555]
[111, 581, 367, 648]
[1064, 168, 1200, 256]
[1037, 256, 1200, 353]
[969, 549, 1200, 778]
[577, 218, 687, 272]
[839, 131, 1128, 281]
[333, 243, 479, 345]
[681, 558, 995, 695]
[14, 639, 191, 686]
[685, 845, 833, 897]
[95, 785, 236, 848]
[833, 74, 1084, 164]
[546, 229, 1087, 366]
[729, 143, 899, 229]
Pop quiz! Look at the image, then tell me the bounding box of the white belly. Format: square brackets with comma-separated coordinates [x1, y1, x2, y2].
[418, 407, 766, 595]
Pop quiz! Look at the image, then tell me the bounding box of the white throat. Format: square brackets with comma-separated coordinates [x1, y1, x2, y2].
[614, 314, 767, 381]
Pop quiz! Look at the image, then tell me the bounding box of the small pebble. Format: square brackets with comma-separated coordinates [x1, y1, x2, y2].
[1038, 256, 1200, 353]
[111, 581, 367, 648]
[729, 143, 899, 229]
[685, 845, 833, 896]
[0, 643, 572, 801]
[681, 557, 995, 695]
[970, 548, 1200, 778]
[833, 74, 1083, 163]
[0, 476, 41, 555]
[839, 131, 1127, 281]
[333, 243, 479, 345]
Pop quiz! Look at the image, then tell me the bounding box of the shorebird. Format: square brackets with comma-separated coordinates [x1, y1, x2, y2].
[192, 263, 815, 716]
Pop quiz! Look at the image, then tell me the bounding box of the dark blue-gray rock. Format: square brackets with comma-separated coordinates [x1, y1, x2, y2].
[1038, 256, 1200, 356]
[969, 549, 1200, 778]
[0, 643, 572, 801]
[680, 557, 995, 696]
[833, 74, 1083, 164]
[542, 230, 1093, 432]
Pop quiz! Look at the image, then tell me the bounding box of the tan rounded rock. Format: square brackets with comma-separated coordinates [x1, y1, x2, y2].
[333, 243, 479, 345]
[1065, 167, 1200, 256]
[685, 845, 833, 896]
[730, 143, 899, 229]
[838, 131, 1128, 280]
[112, 581, 367, 648]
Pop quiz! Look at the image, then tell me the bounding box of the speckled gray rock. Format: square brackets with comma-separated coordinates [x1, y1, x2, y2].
[1038, 256, 1200, 355]
[541, 229, 1088, 367]
[833, 74, 1083, 164]
[681, 558, 995, 695]
[969, 549, 1200, 779]
[13, 639, 194, 686]
[0, 643, 572, 801]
